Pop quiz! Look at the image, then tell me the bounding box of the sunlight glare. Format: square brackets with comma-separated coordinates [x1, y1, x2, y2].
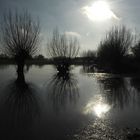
[83, 96, 111, 118]
[94, 103, 110, 117]
[82, 1, 118, 21]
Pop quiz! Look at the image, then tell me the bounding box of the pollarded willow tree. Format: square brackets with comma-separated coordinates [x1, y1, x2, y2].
[97, 25, 133, 68]
[1, 10, 40, 82]
[46, 29, 80, 73]
[46, 29, 80, 59]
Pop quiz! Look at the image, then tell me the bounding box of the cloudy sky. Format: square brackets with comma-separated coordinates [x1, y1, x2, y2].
[0, 0, 140, 54]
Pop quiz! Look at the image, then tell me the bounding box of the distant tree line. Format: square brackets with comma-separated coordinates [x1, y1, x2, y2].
[80, 50, 96, 63]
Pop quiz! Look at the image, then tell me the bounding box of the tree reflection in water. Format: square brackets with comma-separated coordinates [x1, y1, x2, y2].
[80, 64, 95, 74]
[130, 77, 140, 105]
[96, 75, 140, 110]
[46, 69, 79, 111]
[131, 77, 140, 93]
[96, 74, 131, 109]
[0, 78, 40, 140]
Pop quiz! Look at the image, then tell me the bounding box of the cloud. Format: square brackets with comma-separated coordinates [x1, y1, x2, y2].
[65, 31, 81, 38]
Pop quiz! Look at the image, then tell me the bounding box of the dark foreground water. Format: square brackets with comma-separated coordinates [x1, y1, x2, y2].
[0, 65, 140, 140]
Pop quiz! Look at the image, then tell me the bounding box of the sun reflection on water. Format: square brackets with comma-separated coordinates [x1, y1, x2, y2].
[94, 103, 110, 117]
[83, 95, 111, 118]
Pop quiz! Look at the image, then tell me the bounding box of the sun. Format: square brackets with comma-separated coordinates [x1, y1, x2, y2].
[82, 1, 118, 21]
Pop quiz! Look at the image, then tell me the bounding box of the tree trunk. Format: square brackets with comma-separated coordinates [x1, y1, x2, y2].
[16, 60, 25, 84]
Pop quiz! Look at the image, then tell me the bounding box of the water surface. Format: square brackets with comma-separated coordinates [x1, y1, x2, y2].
[0, 65, 140, 140]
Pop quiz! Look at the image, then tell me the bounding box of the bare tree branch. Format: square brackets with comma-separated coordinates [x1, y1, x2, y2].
[46, 28, 80, 59]
[97, 25, 133, 65]
[1, 10, 40, 60]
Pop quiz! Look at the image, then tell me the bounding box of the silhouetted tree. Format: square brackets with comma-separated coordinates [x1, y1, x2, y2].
[0, 10, 40, 83]
[46, 28, 80, 72]
[47, 28, 80, 59]
[131, 40, 140, 61]
[97, 26, 133, 71]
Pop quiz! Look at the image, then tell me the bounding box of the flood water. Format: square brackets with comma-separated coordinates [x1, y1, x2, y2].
[0, 65, 140, 140]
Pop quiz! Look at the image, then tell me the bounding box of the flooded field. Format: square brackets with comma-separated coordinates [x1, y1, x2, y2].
[0, 65, 140, 140]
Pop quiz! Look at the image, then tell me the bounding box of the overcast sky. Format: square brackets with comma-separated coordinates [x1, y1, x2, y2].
[0, 0, 140, 55]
